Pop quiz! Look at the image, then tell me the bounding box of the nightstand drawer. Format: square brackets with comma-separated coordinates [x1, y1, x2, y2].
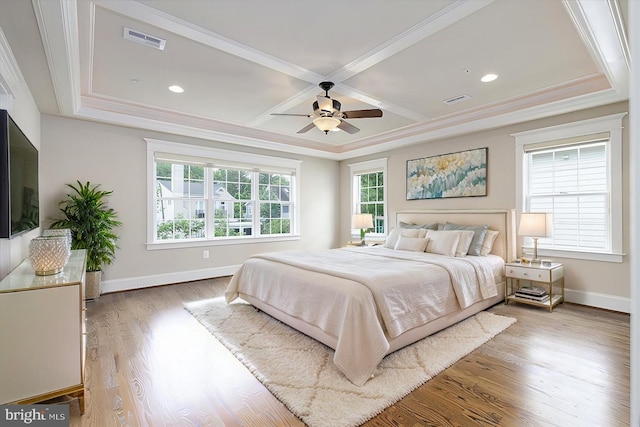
[506, 265, 552, 282]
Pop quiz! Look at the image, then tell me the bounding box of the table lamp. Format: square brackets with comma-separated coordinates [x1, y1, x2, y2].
[352, 213, 374, 245]
[518, 212, 553, 263]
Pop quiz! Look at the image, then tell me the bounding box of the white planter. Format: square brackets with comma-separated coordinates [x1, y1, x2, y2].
[85, 270, 102, 300]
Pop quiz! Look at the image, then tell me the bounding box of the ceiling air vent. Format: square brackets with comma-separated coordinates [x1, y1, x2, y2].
[123, 27, 166, 50]
[443, 94, 471, 105]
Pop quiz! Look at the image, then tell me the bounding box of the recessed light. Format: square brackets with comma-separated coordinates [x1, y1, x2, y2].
[168, 85, 184, 93]
[481, 73, 498, 83]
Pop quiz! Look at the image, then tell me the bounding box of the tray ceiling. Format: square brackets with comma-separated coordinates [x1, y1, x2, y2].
[0, 0, 629, 159]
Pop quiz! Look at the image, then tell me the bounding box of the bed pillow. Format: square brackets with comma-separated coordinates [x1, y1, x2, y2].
[384, 227, 423, 249]
[399, 221, 439, 231]
[442, 223, 489, 256]
[452, 230, 476, 257]
[394, 236, 429, 252]
[480, 230, 499, 256]
[425, 230, 461, 257]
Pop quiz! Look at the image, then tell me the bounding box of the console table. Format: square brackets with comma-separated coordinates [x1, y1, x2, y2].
[0, 249, 87, 413]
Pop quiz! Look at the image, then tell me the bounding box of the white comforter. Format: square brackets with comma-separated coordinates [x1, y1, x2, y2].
[225, 246, 500, 386]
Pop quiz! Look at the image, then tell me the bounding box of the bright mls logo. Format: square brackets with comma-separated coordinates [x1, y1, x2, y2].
[0, 405, 68, 426]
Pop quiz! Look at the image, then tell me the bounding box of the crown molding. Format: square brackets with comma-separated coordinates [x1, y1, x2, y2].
[37, 0, 631, 161]
[562, 0, 630, 97]
[32, 0, 81, 115]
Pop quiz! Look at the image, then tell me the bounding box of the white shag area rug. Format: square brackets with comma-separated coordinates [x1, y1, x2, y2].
[184, 298, 515, 427]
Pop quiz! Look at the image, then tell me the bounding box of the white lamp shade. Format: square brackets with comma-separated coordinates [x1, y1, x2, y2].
[518, 212, 553, 237]
[352, 213, 374, 229]
[313, 116, 341, 132]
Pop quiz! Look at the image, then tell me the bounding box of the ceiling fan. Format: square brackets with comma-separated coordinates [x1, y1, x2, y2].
[271, 82, 383, 134]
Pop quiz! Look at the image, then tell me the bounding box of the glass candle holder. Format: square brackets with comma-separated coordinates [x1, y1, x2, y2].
[29, 236, 71, 276]
[42, 228, 72, 251]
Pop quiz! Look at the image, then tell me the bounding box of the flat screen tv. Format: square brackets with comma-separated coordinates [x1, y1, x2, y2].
[0, 110, 39, 238]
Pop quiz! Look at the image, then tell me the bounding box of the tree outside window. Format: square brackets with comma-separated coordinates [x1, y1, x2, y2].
[350, 158, 387, 239]
[357, 171, 385, 234]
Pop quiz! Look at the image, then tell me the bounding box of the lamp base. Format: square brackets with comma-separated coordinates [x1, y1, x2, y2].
[531, 237, 541, 264]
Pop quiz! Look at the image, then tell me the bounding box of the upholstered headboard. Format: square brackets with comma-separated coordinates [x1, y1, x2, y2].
[395, 209, 516, 262]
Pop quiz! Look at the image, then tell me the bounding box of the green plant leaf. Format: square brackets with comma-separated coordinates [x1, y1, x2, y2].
[50, 181, 122, 272]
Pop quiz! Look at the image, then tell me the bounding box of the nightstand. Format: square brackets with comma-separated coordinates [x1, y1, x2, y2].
[505, 261, 564, 312]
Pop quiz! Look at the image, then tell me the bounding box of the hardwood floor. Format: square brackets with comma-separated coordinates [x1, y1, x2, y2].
[58, 278, 629, 426]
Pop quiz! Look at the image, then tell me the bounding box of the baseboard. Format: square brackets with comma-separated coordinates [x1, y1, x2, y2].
[101, 265, 241, 294]
[565, 288, 630, 313]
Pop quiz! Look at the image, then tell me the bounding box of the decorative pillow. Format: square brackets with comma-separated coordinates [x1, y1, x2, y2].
[442, 223, 489, 256]
[480, 230, 499, 256]
[452, 230, 476, 257]
[399, 221, 439, 231]
[394, 236, 429, 252]
[384, 227, 423, 249]
[425, 230, 461, 257]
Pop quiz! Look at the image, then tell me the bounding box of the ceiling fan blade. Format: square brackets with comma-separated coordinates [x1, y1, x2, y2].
[296, 122, 316, 134]
[342, 109, 383, 119]
[271, 113, 313, 117]
[337, 120, 360, 134]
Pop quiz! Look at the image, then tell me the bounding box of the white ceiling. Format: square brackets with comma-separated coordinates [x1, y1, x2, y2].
[0, 0, 630, 160]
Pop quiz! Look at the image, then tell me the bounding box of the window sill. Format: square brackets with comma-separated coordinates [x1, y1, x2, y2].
[523, 246, 625, 263]
[147, 234, 301, 250]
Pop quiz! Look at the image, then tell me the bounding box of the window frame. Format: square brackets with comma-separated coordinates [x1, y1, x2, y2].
[146, 138, 301, 250]
[513, 113, 626, 263]
[349, 158, 388, 240]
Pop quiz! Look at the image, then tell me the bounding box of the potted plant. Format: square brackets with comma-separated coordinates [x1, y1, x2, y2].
[50, 181, 122, 299]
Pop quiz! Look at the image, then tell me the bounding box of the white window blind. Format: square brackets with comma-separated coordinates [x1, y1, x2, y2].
[525, 141, 609, 251]
[514, 112, 625, 263]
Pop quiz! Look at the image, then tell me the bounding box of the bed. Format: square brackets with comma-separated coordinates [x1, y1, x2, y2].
[225, 209, 516, 386]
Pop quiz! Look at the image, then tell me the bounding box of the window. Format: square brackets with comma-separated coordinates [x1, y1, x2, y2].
[156, 162, 206, 240]
[147, 139, 300, 248]
[514, 113, 626, 262]
[349, 158, 387, 237]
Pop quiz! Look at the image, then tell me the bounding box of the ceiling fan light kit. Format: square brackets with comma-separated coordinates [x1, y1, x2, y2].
[272, 81, 383, 135]
[313, 116, 341, 133]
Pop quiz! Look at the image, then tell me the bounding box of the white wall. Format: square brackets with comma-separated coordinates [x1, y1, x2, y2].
[40, 115, 340, 291]
[0, 28, 41, 279]
[340, 101, 631, 312]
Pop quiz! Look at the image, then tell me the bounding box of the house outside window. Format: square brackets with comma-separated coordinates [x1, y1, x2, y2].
[156, 162, 206, 240]
[349, 158, 387, 238]
[147, 139, 300, 249]
[513, 113, 625, 263]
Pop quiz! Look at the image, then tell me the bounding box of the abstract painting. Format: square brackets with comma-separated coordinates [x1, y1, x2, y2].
[406, 147, 487, 200]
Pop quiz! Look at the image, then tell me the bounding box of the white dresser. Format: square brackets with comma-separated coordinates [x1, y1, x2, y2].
[0, 249, 87, 413]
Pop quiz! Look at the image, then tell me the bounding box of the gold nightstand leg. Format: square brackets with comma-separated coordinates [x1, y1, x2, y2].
[505, 277, 509, 305]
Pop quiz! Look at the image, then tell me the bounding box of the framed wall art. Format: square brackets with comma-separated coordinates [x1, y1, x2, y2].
[406, 147, 487, 200]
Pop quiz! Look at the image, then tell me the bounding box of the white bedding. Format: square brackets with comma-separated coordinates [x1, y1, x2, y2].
[225, 246, 504, 386]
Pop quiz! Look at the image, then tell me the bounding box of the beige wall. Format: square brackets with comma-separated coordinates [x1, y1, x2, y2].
[340, 101, 630, 311]
[40, 115, 340, 289]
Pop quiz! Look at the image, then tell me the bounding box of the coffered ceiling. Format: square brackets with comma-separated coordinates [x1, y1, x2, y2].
[0, 0, 630, 159]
